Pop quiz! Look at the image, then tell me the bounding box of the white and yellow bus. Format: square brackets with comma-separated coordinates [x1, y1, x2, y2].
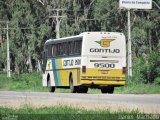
[42, 32, 126, 93]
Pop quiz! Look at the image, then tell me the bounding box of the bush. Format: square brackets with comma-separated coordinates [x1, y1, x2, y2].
[132, 51, 160, 84]
[155, 77, 160, 85]
[0, 72, 47, 91]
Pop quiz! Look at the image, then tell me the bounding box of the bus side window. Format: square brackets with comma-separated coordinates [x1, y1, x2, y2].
[52, 44, 56, 57]
[62, 43, 66, 56]
[60, 43, 63, 56]
[69, 41, 74, 55]
[64, 42, 68, 56]
[75, 40, 82, 55]
[61, 43, 65, 56]
[47, 45, 52, 57]
[78, 40, 82, 54]
[57, 43, 60, 56]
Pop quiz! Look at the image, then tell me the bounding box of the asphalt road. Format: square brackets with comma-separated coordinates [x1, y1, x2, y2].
[0, 91, 160, 114]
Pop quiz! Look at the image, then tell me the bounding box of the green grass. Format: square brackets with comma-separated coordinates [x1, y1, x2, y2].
[0, 72, 48, 92]
[0, 105, 142, 120]
[0, 72, 101, 93]
[0, 72, 160, 94]
[115, 81, 160, 94]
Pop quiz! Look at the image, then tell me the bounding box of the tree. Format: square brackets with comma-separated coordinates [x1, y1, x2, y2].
[0, 0, 159, 84]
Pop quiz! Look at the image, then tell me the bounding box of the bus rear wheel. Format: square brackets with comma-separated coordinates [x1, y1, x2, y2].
[101, 86, 114, 94]
[69, 76, 77, 93]
[47, 79, 55, 93]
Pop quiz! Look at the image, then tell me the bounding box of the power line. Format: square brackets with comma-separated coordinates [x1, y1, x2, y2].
[0, 28, 33, 30]
[153, 1, 160, 10]
[48, 9, 66, 39]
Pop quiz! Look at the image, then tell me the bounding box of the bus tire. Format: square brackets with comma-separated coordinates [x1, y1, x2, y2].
[77, 86, 88, 93]
[101, 86, 114, 94]
[69, 75, 77, 93]
[76, 87, 82, 93]
[47, 79, 55, 93]
[82, 87, 88, 93]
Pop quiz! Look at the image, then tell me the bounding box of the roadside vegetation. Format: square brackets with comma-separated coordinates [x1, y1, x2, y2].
[0, 0, 160, 76]
[0, 72, 160, 94]
[0, 0, 160, 94]
[0, 72, 47, 92]
[0, 105, 142, 120]
[116, 81, 160, 94]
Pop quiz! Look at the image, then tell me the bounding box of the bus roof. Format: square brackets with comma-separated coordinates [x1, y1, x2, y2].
[45, 34, 83, 45]
[45, 32, 124, 45]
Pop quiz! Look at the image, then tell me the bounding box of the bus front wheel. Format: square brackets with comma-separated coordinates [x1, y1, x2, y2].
[101, 86, 114, 94]
[47, 79, 55, 93]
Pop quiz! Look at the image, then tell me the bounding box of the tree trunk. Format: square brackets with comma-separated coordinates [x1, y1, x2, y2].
[148, 29, 152, 53]
[37, 60, 42, 72]
[28, 47, 33, 73]
[15, 63, 20, 75]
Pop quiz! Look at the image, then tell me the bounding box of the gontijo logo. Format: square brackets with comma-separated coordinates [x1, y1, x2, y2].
[90, 38, 120, 53]
[95, 39, 114, 47]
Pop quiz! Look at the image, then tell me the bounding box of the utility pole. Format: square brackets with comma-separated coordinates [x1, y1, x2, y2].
[0, 21, 34, 77]
[0, 21, 11, 77]
[49, 9, 65, 39]
[120, 0, 159, 77]
[6, 22, 10, 77]
[127, 10, 132, 77]
[126, 0, 160, 77]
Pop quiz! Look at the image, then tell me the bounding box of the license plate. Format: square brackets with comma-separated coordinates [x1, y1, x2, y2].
[101, 70, 108, 74]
